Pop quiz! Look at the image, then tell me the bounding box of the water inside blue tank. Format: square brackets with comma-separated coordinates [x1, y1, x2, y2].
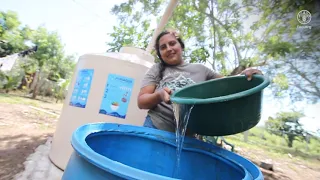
[86, 132, 247, 180]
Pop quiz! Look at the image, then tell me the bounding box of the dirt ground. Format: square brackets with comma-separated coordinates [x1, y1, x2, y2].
[0, 101, 59, 180]
[0, 94, 319, 180]
[236, 147, 320, 180]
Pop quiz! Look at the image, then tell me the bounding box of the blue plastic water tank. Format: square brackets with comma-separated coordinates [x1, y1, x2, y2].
[62, 123, 263, 180]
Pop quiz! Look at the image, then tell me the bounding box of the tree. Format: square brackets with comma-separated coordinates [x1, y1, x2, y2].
[243, 0, 320, 103]
[265, 111, 305, 147]
[107, 22, 153, 52]
[28, 26, 71, 99]
[1, 11, 35, 93]
[109, 0, 255, 75]
[107, 0, 320, 103]
[1, 11, 76, 98]
[0, 11, 30, 57]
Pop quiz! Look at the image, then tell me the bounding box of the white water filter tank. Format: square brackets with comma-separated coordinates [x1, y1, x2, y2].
[49, 47, 154, 170]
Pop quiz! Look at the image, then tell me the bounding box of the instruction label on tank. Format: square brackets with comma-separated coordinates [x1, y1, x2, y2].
[99, 74, 134, 119]
[69, 69, 94, 108]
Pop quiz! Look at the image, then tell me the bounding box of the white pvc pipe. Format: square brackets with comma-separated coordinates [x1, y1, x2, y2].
[146, 0, 179, 53]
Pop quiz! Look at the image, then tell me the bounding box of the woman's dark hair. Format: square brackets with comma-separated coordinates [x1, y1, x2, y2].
[154, 30, 185, 80]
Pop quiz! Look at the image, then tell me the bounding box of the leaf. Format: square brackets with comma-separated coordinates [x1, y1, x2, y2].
[273, 73, 289, 90]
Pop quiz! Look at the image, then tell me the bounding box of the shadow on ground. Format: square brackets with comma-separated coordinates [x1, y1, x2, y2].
[0, 133, 52, 180]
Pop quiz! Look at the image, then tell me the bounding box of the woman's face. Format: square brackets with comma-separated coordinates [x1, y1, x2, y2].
[158, 34, 183, 65]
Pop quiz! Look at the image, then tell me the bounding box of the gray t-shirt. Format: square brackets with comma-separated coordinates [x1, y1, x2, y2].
[140, 62, 220, 132]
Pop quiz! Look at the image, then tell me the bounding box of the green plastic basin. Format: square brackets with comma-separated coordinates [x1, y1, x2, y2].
[170, 75, 270, 136]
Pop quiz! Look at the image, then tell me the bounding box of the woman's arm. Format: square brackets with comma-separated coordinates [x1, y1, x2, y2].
[213, 74, 224, 79]
[137, 85, 161, 109]
[137, 85, 171, 110]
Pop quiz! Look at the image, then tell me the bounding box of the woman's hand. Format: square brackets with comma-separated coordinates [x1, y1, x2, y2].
[158, 87, 172, 104]
[241, 68, 263, 81]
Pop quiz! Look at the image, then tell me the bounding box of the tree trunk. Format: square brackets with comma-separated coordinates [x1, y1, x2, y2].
[287, 135, 294, 148]
[243, 131, 249, 142]
[17, 76, 26, 90]
[32, 69, 41, 99]
[30, 71, 38, 90]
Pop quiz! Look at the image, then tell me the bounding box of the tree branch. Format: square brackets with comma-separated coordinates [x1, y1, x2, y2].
[294, 82, 319, 98]
[288, 61, 320, 98]
[218, 20, 241, 62]
[228, 5, 260, 18]
[193, 0, 216, 70]
[211, 0, 217, 71]
[205, 11, 242, 63]
[232, 45, 238, 68]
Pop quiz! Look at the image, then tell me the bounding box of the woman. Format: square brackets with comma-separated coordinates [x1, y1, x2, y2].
[138, 29, 262, 133]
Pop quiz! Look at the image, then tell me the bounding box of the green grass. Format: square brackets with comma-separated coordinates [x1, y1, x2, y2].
[219, 127, 320, 167]
[0, 93, 62, 118]
[0, 93, 40, 107]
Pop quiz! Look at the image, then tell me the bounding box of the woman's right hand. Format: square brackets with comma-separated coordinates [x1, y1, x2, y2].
[158, 87, 172, 104]
[137, 85, 172, 109]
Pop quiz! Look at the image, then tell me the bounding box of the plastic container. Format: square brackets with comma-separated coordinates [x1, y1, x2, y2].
[62, 123, 263, 180]
[49, 47, 154, 170]
[170, 75, 270, 136]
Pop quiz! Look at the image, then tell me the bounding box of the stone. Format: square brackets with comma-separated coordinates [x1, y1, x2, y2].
[260, 159, 274, 171]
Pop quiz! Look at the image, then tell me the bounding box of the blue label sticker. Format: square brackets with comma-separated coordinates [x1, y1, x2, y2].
[99, 74, 134, 119]
[69, 69, 94, 108]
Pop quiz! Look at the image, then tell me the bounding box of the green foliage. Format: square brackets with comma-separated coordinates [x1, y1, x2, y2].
[189, 47, 209, 63]
[107, 0, 320, 104]
[249, 128, 284, 146]
[308, 137, 320, 154]
[0, 58, 25, 92]
[272, 73, 289, 97]
[265, 111, 305, 147]
[225, 126, 320, 161]
[225, 127, 320, 164]
[0, 70, 23, 92]
[0, 11, 29, 57]
[249, 0, 320, 103]
[106, 21, 153, 52]
[53, 79, 70, 103]
[273, 74, 288, 88]
[19, 56, 38, 74]
[263, 40, 294, 58]
[29, 27, 64, 68]
[0, 10, 76, 99]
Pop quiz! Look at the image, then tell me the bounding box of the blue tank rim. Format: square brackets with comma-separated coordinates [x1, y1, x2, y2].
[70, 123, 263, 180]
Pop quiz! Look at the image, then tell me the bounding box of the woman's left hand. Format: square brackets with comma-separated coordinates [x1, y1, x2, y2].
[241, 68, 263, 81]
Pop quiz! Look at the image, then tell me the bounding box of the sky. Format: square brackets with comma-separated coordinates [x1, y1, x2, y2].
[0, 0, 128, 56]
[1, 0, 319, 133]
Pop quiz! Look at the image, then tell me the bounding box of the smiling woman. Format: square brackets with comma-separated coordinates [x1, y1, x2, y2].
[137, 30, 222, 132]
[137, 29, 263, 133]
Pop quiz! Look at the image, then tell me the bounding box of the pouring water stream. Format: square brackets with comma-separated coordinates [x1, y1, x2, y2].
[172, 102, 194, 178]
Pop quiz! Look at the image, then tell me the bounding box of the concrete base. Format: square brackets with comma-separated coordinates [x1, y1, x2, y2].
[14, 137, 63, 180]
